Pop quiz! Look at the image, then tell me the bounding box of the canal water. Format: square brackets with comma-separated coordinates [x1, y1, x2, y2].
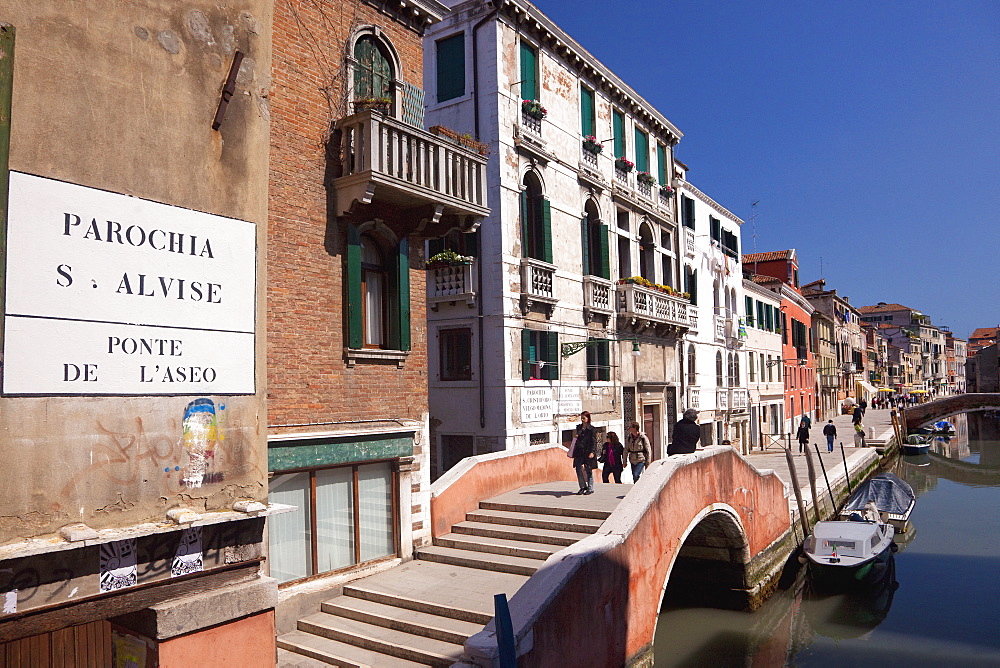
[654, 411, 1000, 667]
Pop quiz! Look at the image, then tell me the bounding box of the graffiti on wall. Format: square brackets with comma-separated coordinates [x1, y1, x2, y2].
[180, 398, 221, 488]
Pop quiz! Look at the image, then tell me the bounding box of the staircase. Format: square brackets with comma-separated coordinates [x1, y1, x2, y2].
[277, 483, 617, 667]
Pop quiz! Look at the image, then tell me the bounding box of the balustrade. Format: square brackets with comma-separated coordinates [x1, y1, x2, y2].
[616, 283, 689, 328]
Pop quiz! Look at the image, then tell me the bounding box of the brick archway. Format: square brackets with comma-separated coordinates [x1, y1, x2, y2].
[903, 393, 1000, 430]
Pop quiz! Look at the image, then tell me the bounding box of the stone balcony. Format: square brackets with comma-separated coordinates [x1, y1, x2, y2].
[616, 283, 689, 332]
[716, 388, 729, 410]
[520, 257, 558, 315]
[730, 388, 749, 410]
[583, 275, 614, 320]
[684, 228, 696, 257]
[332, 110, 489, 236]
[428, 263, 475, 310]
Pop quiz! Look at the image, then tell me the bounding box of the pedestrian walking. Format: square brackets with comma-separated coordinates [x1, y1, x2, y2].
[570, 411, 599, 495]
[801, 414, 812, 429]
[859, 398, 868, 416]
[796, 420, 810, 454]
[599, 431, 625, 484]
[852, 404, 863, 426]
[625, 421, 652, 482]
[822, 419, 837, 452]
[668, 408, 701, 456]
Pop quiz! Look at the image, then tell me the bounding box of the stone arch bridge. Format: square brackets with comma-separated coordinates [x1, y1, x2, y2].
[903, 393, 1000, 431]
[433, 446, 795, 666]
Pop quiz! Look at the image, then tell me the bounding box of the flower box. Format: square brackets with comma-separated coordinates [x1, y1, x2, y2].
[428, 125, 491, 156]
[660, 184, 675, 196]
[637, 171, 656, 186]
[353, 97, 392, 114]
[426, 250, 474, 269]
[615, 157, 634, 172]
[582, 135, 603, 154]
[521, 99, 547, 121]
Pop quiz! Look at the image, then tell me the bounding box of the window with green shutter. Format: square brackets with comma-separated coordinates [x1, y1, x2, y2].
[681, 195, 695, 229]
[345, 226, 410, 352]
[657, 143, 667, 184]
[580, 85, 595, 137]
[436, 33, 465, 103]
[710, 216, 721, 243]
[521, 174, 551, 263]
[520, 41, 538, 101]
[612, 109, 625, 158]
[522, 329, 559, 380]
[586, 339, 610, 381]
[634, 128, 649, 173]
[745, 296, 754, 326]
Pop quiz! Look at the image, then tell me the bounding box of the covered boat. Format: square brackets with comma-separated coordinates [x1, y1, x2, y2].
[839, 472, 916, 530]
[900, 433, 933, 456]
[803, 514, 896, 590]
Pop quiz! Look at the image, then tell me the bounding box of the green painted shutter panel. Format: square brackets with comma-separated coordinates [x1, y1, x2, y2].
[436, 34, 465, 103]
[394, 237, 410, 350]
[598, 224, 610, 279]
[541, 198, 553, 264]
[520, 41, 537, 101]
[520, 190, 529, 258]
[580, 86, 595, 136]
[745, 296, 753, 324]
[599, 342, 610, 381]
[691, 269, 698, 305]
[545, 332, 559, 380]
[657, 144, 667, 184]
[613, 110, 625, 157]
[346, 224, 363, 349]
[710, 217, 721, 242]
[586, 341, 597, 381]
[581, 216, 590, 275]
[521, 329, 532, 380]
[634, 129, 648, 173]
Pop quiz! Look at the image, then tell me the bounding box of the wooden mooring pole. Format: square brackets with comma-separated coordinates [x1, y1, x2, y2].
[802, 443, 821, 522]
[813, 442, 836, 513]
[784, 446, 810, 537]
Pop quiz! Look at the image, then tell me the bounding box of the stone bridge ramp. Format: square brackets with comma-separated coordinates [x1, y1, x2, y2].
[277, 481, 620, 666]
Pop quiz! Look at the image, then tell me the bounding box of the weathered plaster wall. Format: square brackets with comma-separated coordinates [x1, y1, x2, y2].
[1, 1, 271, 542]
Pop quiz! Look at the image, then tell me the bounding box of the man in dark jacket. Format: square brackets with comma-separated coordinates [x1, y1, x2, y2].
[822, 420, 837, 452]
[668, 409, 701, 455]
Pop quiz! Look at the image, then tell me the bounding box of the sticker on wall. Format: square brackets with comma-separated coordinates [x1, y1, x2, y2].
[181, 398, 218, 488]
[2, 590, 16, 615]
[171, 527, 204, 577]
[100, 539, 138, 592]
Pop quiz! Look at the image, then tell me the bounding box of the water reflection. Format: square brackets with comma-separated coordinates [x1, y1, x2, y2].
[654, 410, 1000, 666]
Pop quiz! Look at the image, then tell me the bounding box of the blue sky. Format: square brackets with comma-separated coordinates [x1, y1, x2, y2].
[536, 0, 999, 340]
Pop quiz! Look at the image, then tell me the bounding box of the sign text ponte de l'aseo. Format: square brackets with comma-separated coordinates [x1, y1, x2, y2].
[2, 172, 257, 395]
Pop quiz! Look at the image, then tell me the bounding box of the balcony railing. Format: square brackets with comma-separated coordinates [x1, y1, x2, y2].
[581, 148, 598, 169]
[684, 227, 696, 257]
[333, 110, 489, 231]
[583, 276, 614, 315]
[521, 111, 542, 135]
[716, 389, 729, 410]
[521, 258, 558, 312]
[616, 283, 689, 329]
[614, 167, 629, 184]
[637, 181, 652, 199]
[687, 305, 699, 332]
[688, 387, 700, 408]
[730, 388, 749, 410]
[715, 314, 727, 342]
[820, 374, 840, 389]
[428, 263, 475, 309]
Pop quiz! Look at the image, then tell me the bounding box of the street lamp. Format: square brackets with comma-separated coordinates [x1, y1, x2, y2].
[561, 337, 641, 358]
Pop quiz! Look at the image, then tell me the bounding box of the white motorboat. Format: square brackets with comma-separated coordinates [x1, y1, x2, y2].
[803, 507, 896, 590]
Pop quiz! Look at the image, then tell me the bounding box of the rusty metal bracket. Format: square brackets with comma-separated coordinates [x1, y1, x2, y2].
[212, 50, 243, 130]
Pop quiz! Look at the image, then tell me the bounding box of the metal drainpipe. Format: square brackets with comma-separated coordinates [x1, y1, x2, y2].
[472, 2, 497, 429]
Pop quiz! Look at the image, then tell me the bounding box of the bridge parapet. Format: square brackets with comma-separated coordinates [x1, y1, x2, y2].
[462, 447, 794, 667]
[903, 393, 1000, 431]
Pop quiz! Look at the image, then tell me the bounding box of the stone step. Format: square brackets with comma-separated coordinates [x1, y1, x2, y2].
[451, 520, 591, 546]
[277, 630, 429, 668]
[465, 508, 605, 534]
[297, 612, 464, 667]
[478, 499, 611, 520]
[435, 532, 563, 560]
[322, 595, 483, 645]
[415, 545, 540, 576]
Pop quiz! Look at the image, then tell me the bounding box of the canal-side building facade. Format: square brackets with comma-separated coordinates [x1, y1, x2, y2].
[265, 0, 489, 628]
[422, 0, 689, 469]
[676, 177, 747, 448]
[811, 310, 838, 420]
[742, 278, 785, 450]
[859, 302, 945, 396]
[1, 2, 276, 662]
[801, 279, 868, 405]
[945, 331, 967, 394]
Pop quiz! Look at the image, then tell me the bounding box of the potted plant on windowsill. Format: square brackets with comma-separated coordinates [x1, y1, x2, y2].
[426, 249, 474, 269]
[660, 184, 675, 197]
[353, 97, 392, 114]
[582, 135, 603, 154]
[614, 157, 634, 172]
[637, 171, 656, 186]
[521, 99, 547, 120]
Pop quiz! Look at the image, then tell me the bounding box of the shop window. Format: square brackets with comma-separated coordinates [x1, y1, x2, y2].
[268, 462, 397, 585]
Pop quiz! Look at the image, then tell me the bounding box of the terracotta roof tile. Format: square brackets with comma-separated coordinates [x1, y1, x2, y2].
[742, 250, 795, 263]
[858, 303, 913, 314]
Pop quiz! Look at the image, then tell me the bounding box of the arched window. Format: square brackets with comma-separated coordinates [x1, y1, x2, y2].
[716, 351, 724, 386]
[361, 235, 387, 348]
[687, 345, 696, 385]
[354, 36, 394, 104]
[749, 352, 756, 382]
[638, 223, 655, 282]
[520, 172, 551, 262]
[582, 200, 609, 278]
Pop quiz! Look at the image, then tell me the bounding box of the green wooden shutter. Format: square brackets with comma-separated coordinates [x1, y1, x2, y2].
[346, 224, 363, 349]
[710, 217, 721, 242]
[436, 33, 465, 103]
[657, 143, 667, 184]
[634, 128, 648, 172]
[392, 237, 410, 350]
[598, 223, 610, 280]
[520, 189, 529, 258]
[545, 332, 559, 380]
[581, 216, 590, 275]
[612, 110, 625, 157]
[580, 86, 595, 136]
[599, 341, 610, 381]
[541, 198, 553, 264]
[520, 41, 537, 101]
[586, 341, 597, 382]
[691, 269, 698, 305]
[521, 329, 532, 380]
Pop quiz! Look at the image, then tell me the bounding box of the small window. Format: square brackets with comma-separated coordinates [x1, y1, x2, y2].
[586, 338, 611, 381]
[634, 127, 649, 173]
[520, 40, 538, 101]
[522, 329, 559, 380]
[681, 195, 695, 229]
[580, 85, 596, 137]
[709, 217, 721, 243]
[436, 34, 465, 103]
[440, 328, 472, 380]
[687, 345, 696, 385]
